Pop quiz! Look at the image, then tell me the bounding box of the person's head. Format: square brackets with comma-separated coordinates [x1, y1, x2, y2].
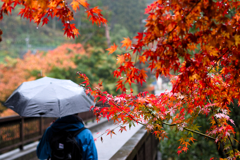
[73, 113, 83, 123]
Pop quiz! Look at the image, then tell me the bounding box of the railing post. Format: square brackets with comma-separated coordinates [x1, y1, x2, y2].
[19, 117, 24, 150]
[40, 117, 43, 135]
[91, 112, 95, 123]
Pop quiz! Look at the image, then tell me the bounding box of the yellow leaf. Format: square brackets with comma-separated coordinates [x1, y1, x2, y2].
[207, 46, 218, 57]
[189, 74, 198, 81]
[235, 35, 240, 46]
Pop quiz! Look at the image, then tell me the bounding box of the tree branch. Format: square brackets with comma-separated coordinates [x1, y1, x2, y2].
[98, 91, 146, 126]
[142, 103, 216, 140]
[207, 97, 232, 157]
[183, 127, 215, 140]
[162, 122, 216, 140]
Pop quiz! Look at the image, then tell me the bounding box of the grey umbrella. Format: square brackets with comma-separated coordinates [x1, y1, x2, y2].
[4, 77, 95, 117]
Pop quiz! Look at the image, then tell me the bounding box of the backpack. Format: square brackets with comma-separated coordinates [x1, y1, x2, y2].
[48, 127, 86, 160]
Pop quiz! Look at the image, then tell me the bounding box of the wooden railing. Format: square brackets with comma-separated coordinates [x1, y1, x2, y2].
[0, 111, 95, 154]
[110, 126, 159, 160]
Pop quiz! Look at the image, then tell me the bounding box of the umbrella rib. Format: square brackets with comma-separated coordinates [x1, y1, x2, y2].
[54, 83, 81, 93]
[54, 84, 94, 104]
[52, 84, 62, 117]
[19, 85, 51, 116]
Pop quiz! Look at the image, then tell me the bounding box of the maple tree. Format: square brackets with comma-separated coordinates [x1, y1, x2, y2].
[87, 0, 240, 159]
[0, 29, 2, 42]
[1, 0, 240, 159]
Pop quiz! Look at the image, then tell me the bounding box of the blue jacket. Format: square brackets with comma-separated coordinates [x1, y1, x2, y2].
[37, 115, 98, 160]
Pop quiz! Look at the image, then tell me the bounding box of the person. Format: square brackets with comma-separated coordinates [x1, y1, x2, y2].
[37, 114, 98, 160]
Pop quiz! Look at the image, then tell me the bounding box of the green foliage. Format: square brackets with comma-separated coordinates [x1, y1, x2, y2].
[110, 24, 130, 45]
[103, 0, 146, 36]
[75, 0, 147, 47]
[229, 99, 240, 154]
[160, 115, 221, 160]
[47, 46, 121, 95]
[0, 3, 72, 61]
[75, 16, 107, 48]
[0, 0, 148, 61]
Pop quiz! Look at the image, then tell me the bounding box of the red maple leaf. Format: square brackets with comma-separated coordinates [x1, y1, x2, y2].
[42, 17, 49, 26]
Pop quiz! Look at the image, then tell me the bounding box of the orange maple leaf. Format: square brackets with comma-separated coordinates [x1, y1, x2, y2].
[71, 0, 89, 11]
[182, 146, 188, 152]
[106, 43, 118, 54]
[235, 14, 240, 21]
[140, 69, 147, 79]
[182, 141, 190, 147]
[121, 37, 132, 50]
[139, 55, 146, 64]
[179, 138, 185, 144]
[71, 1, 80, 11]
[73, 28, 80, 37]
[49, 1, 57, 8]
[117, 55, 125, 64]
[77, 0, 89, 8]
[188, 137, 196, 143]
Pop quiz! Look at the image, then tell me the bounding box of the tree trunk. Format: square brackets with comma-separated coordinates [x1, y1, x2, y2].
[52, 18, 56, 30]
[105, 23, 111, 48]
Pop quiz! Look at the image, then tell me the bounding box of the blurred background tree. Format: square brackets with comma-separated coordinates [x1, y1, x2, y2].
[0, 0, 147, 60]
[160, 114, 220, 160]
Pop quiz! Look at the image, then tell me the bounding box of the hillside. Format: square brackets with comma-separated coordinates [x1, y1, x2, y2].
[0, 0, 147, 62]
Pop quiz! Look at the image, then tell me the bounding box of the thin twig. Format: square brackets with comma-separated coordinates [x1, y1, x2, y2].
[98, 91, 146, 126]
[94, 123, 122, 140]
[162, 122, 216, 140]
[183, 127, 216, 140]
[143, 103, 216, 140]
[207, 97, 234, 157]
[207, 48, 229, 73]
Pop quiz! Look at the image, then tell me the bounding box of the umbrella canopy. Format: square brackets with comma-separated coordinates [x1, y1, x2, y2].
[4, 77, 95, 117]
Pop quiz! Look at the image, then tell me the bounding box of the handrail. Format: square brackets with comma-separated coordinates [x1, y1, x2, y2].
[110, 126, 159, 160]
[0, 116, 23, 123]
[0, 111, 95, 154]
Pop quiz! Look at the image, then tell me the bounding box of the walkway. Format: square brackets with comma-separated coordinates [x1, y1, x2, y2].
[0, 118, 143, 160]
[93, 122, 143, 160]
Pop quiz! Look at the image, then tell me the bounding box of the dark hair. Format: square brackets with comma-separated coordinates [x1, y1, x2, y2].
[73, 113, 83, 123]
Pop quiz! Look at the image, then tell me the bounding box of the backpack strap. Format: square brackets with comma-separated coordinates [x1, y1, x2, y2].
[68, 127, 87, 160]
[72, 127, 87, 137]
